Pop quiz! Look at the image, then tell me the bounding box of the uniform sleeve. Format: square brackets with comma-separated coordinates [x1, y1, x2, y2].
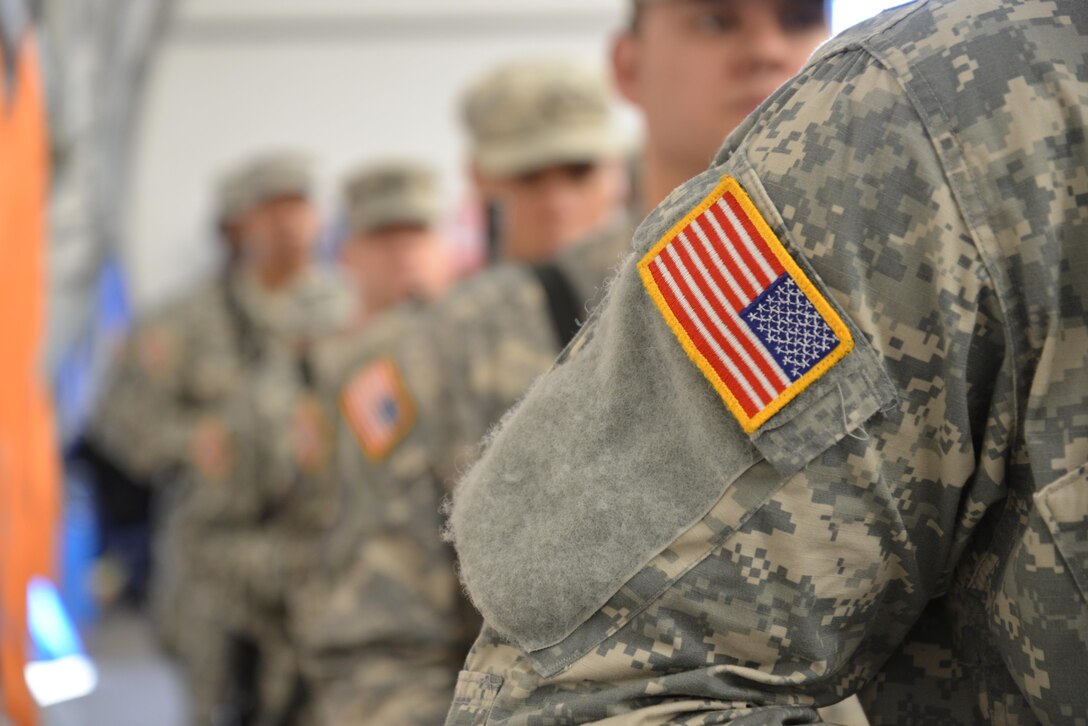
[444, 48, 1008, 725]
[86, 318, 198, 480]
[185, 357, 331, 609]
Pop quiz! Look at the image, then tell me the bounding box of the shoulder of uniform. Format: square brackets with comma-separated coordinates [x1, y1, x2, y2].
[433, 261, 537, 323]
[553, 217, 633, 267]
[809, 0, 925, 60]
[551, 216, 636, 301]
[140, 277, 230, 329]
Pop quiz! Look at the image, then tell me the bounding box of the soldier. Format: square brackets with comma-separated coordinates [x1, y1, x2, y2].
[292, 58, 623, 725]
[80, 159, 256, 660]
[93, 151, 349, 726]
[85, 160, 252, 490]
[338, 160, 453, 325]
[443, 0, 1088, 723]
[461, 59, 629, 264]
[212, 157, 457, 677]
[299, 5, 830, 721]
[192, 158, 458, 726]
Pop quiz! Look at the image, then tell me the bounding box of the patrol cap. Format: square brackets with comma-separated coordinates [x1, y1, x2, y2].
[462, 59, 623, 177]
[342, 160, 442, 235]
[236, 150, 314, 210]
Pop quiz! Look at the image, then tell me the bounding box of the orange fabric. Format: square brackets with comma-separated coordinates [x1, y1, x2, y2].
[0, 33, 59, 726]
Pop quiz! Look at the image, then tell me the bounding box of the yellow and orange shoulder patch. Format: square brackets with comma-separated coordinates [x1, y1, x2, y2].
[340, 358, 415, 461]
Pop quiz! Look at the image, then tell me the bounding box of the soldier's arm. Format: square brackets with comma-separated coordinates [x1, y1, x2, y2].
[86, 315, 201, 481]
[444, 43, 1010, 724]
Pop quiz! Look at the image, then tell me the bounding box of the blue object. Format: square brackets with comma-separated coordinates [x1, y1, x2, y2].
[26, 577, 85, 661]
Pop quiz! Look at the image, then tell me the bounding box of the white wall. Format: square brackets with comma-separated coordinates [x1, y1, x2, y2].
[126, 0, 905, 312]
[126, 0, 631, 311]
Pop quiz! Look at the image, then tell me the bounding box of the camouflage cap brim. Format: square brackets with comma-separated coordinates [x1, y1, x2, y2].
[342, 159, 442, 234]
[251, 173, 312, 206]
[348, 200, 441, 235]
[473, 125, 627, 177]
[238, 151, 315, 211]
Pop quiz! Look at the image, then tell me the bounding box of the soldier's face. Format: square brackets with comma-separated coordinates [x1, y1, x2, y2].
[480, 160, 625, 264]
[340, 224, 451, 315]
[240, 195, 319, 274]
[614, 0, 827, 174]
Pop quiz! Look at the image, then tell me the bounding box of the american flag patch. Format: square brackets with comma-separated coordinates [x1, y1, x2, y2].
[341, 358, 415, 460]
[638, 176, 853, 433]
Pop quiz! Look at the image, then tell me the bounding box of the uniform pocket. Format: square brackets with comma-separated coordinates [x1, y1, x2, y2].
[990, 464, 1088, 718]
[1032, 464, 1088, 602]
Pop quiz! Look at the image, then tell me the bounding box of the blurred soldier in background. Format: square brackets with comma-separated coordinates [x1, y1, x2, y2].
[78, 161, 252, 610]
[82, 160, 253, 721]
[463, 59, 628, 264]
[444, 0, 1088, 723]
[170, 151, 351, 726]
[85, 159, 252, 488]
[277, 160, 456, 641]
[89, 150, 349, 725]
[293, 57, 629, 725]
[338, 160, 453, 325]
[193, 158, 456, 726]
[297, 3, 829, 719]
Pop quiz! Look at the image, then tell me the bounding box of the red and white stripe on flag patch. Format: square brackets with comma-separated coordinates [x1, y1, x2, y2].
[341, 358, 415, 460]
[638, 176, 853, 433]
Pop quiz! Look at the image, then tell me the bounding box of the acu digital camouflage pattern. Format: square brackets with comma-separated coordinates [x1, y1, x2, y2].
[445, 1, 1088, 723]
[90, 267, 349, 725]
[296, 219, 634, 725]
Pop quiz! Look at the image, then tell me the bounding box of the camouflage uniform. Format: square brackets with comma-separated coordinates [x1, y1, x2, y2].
[86, 159, 254, 485]
[86, 162, 255, 665]
[93, 153, 349, 725]
[445, 1, 1088, 723]
[182, 265, 351, 724]
[281, 160, 449, 723]
[100, 264, 346, 724]
[295, 60, 630, 725]
[298, 218, 634, 725]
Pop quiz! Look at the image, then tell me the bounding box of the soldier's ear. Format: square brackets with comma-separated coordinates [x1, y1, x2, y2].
[611, 31, 641, 107]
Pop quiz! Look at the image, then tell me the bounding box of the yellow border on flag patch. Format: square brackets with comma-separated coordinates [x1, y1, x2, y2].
[340, 357, 417, 462]
[637, 175, 854, 433]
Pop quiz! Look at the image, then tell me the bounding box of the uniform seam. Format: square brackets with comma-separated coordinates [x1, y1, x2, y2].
[854, 42, 1021, 601]
[857, 39, 1021, 451]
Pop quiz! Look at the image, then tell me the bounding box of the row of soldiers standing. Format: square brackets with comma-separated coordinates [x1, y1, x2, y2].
[80, 0, 1083, 722]
[84, 1, 831, 714]
[80, 0, 1008, 723]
